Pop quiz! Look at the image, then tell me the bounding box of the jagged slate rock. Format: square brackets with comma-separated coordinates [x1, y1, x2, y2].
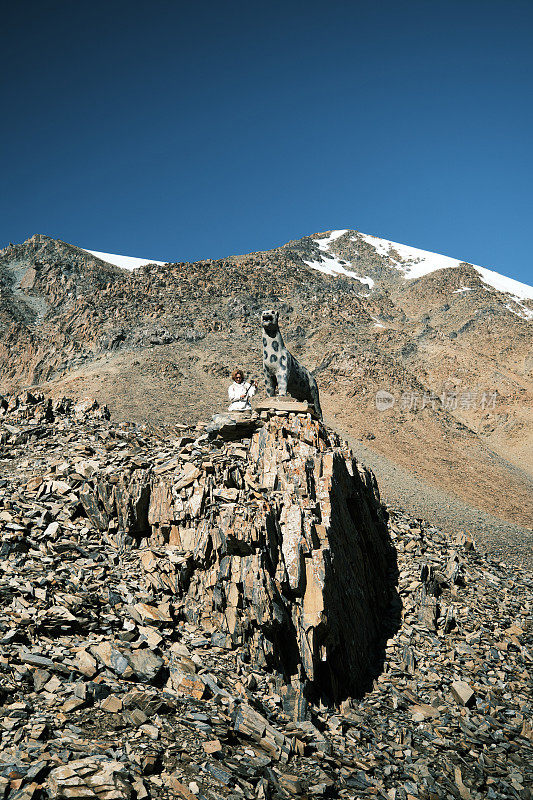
[443, 604, 457, 634]
[277, 773, 303, 795]
[233, 704, 267, 741]
[169, 668, 206, 699]
[89, 681, 112, 702]
[114, 470, 151, 535]
[279, 502, 305, 594]
[399, 645, 416, 674]
[165, 778, 197, 800]
[46, 758, 133, 800]
[101, 695, 123, 713]
[201, 673, 232, 699]
[33, 668, 51, 691]
[409, 702, 439, 721]
[19, 653, 55, 669]
[345, 772, 372, 790]
[93, 644, 164, 683]
[122, 689, 175, 715]
[173, 463, 201, 491]
[74, 650, 98, 677]
[7, 784, 41, 800]
[202, 739, 223, 755]
[25, 762, 48, 781]
[255, 778, 272, 800]
[210, 631, 233, 649]
[61, 696, 86, 712]
[124, 649, 164, 683]
[123, 708, 148, 726]
[2, 390, 532, 800]
[416, 584, 439, 630]
[126, 471, 151, 535]
[90, 643, 133, 678]
[169, 654, 196, 676]
[97, 480, 116, 517]
[133, 601, 172, 623]
[19, 653, 70, 674]
[446, 554, 465, 586]
[233, 704, 289, 759]
[143, 413, 394, 703]
[307, 783, 328, 797]
[73, 398, 109, 419]
[291, 721, 332, 756]
[450, 679, 475, 707]
[205, 762, 233, 786]
[43, 521, 60, 537]
[280, 682, 308, 722]
[79, 483, 109, 531]
[131, 779, 148, 800]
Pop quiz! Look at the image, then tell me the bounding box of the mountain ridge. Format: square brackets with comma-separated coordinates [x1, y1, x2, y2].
[72, 229, 533, 312]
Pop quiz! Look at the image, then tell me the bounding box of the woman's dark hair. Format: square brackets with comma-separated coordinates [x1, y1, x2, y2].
[232, 368, 244, 381]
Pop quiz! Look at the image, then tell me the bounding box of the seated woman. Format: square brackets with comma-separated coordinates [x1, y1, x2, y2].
[228, 369, 257, 411]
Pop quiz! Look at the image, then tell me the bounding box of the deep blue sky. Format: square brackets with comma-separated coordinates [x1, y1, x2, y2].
[1, 0, 532, 284]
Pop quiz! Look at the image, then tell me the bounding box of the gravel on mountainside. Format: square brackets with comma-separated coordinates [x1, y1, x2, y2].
[339, 432, 533, 571]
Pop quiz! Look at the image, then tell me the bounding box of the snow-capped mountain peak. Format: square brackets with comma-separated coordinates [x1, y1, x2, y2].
[301, 229, 533, 320]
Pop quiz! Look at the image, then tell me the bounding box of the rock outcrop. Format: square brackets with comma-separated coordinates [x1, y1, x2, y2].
[75, 400, 395, 707]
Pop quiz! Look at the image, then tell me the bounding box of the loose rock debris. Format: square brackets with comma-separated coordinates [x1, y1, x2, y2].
[0, 391, 531, 800]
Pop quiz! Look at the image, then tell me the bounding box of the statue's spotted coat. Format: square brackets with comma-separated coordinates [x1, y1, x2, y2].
[261, 309, 322, 418]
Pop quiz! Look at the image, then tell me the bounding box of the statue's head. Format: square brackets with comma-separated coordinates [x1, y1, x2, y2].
[261, 309, 279, 334]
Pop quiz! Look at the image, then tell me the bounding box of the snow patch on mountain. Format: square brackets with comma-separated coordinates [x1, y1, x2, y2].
[357, 233, 533, 302]
[304, 230, 375, 287]
[473, 265, 533, 303]
[452, 286, 474, 294]
[503, 301, 533, 321]
[304, 253, 374, 286]
[317, 230, 349, 248]
[82, 249, 167, 271]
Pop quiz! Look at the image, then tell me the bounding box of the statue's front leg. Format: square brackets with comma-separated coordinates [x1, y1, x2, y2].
[264, 369, 276, 397]
[277, 367, 288, 396]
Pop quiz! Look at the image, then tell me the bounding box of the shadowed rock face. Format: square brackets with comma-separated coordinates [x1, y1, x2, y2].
[76, 405, 398, 709]
[241, 415, 396, 703]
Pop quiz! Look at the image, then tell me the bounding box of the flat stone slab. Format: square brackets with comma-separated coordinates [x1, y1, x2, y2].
[205, 411, 260, 440]
[254, 398, 315, 414]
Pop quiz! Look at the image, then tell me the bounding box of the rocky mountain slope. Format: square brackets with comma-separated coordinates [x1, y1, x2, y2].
[0, 232, 531, 553]
[1, 393, 531, 800]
